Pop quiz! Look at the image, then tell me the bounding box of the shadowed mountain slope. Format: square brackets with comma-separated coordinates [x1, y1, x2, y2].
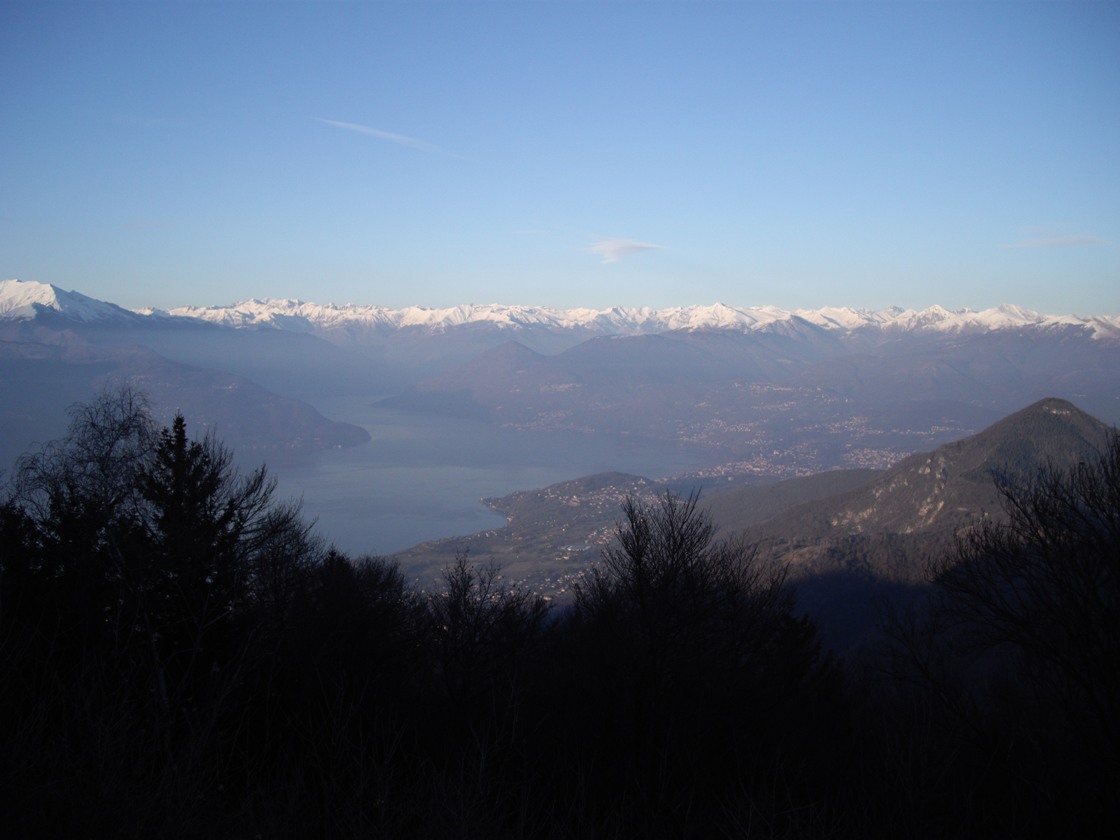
[707, 397, 1115, 652]
[743, 397, 1112, 568]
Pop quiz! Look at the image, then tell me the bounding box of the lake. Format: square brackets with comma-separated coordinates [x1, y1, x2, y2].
[266, 398, 719, 557]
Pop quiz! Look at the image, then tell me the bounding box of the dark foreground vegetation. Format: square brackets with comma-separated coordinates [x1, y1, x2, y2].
[2, 389, 1117, 839]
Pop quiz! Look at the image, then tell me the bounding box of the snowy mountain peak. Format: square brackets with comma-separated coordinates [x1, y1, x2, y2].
[0, 278, 137, 323]
[0, 278, 64, 319]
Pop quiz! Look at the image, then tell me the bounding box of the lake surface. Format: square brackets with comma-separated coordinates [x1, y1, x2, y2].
[266, 398, 718, 557]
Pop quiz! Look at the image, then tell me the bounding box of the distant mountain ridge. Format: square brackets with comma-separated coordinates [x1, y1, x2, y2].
[3, 278, 1118, 341]
[164, 297, 1120, 341]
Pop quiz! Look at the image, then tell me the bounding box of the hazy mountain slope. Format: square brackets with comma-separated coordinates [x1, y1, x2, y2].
[79, 320, 391, 401]
[792, 328, 1120, 419]
[742, 397, 1113, 579]
[0, 330, 369, 471]
[400, 323, 1120, 474]
[775, 397, 1114, 652]
[704, 469, 881, 532]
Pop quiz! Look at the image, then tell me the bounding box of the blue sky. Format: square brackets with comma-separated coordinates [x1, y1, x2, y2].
[2, 1, 1118, 314]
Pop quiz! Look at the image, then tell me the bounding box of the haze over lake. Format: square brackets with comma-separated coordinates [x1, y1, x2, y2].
[266, 397, 718, 557]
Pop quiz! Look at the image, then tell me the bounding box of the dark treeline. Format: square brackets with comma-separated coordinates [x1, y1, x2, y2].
[1, 388, 1117, 839]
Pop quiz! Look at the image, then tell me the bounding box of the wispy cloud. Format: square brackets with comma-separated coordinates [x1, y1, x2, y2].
[585, 237, 665, 263]
[315, 118, 454, 156]
[1001, 233, 1105, 249]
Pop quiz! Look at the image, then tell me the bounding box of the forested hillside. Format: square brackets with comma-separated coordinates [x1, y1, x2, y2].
[2, 389, 1117, 838]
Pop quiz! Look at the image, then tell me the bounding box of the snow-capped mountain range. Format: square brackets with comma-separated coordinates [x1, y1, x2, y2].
[3, 278, 1118, 340]
[159, 296, 1119, 339]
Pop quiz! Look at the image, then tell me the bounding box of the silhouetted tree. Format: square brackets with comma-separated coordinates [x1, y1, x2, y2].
[7, 386, 155, 645]
[12, 385, 155, 526]
[138, 414, 280, 671]
[0, 389, 328, 839]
